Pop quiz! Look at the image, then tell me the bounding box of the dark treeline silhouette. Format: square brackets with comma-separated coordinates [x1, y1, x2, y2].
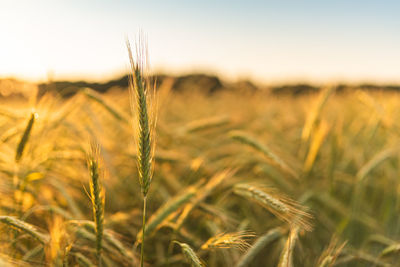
[37, 74, 226, 98]
[1, 74, 400, 98]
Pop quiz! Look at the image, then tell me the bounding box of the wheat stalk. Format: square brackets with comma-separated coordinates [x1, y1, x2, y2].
[87, 142, 105, 266]
[127, 36, 157, 267]
[278, 228, 298, 267]
[317, 237, 346, 267]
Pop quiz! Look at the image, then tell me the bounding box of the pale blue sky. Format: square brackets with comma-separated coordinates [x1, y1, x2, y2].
[1, 0, 399, 83]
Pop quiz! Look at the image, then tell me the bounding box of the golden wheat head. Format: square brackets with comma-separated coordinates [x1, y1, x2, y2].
[233, 184, 313, 231]
[126, 37, 157, 197]
[201, 231, 255, 251]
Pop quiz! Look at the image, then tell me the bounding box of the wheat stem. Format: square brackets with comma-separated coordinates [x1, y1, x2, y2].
[141, 196, 147, 267]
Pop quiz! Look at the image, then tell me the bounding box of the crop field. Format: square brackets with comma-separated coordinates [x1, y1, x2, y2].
[0, 70, 400, 266]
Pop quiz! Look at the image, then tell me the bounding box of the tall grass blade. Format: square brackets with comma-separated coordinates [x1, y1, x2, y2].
[229, 131, 298, 179]
[82, 87, 128, 123]
[301, 86, 335, 143]
[303, 120, 330, 173]
[0, 216, 49, 244]
[136, 187, 196, 241]
[236, 227, 284, 267]
[356, 145, 400, 182]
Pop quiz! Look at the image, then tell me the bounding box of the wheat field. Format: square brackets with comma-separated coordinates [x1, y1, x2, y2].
[0, 77, 399, 266]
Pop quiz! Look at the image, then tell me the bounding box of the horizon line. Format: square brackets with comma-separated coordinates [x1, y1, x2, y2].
[2, 70, 400, 87]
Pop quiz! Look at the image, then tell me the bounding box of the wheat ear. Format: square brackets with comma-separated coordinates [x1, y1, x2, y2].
[15, 111, 37, 162]
[201, 231, 254, 251]
[174, 241, 204, 267]
[233, 184, 313, 231]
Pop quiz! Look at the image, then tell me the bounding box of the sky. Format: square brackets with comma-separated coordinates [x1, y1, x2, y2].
[0, 0, 399, 84]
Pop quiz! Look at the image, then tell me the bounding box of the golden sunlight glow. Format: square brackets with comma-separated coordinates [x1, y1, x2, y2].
[1, 0, 399, 84]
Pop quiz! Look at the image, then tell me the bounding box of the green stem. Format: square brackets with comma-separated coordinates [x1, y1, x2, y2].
[141, 196, 147, 267]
